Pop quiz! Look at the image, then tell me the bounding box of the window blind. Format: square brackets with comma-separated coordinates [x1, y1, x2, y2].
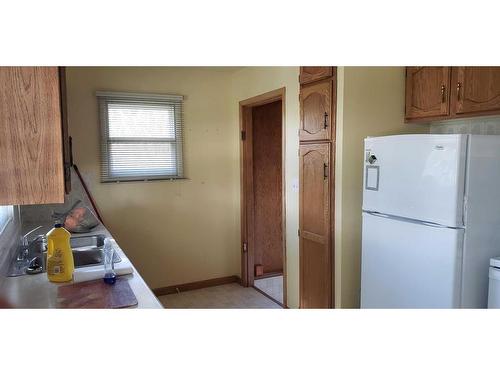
[97, 91, 184, 182]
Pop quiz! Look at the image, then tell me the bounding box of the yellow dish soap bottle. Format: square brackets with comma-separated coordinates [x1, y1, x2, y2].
[46, 223, 74, 282]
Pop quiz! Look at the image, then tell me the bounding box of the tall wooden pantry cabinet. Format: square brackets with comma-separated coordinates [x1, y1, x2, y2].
[298, 67, 336, 308]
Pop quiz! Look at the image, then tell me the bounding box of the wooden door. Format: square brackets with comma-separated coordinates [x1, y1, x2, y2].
[300, 79, 333, 142]
[300, 67, 333, 85]
[405, 67, 451, 120]
[299, 143, 332, 308]
[0, 67, 65, 205]
[252, 101, 283, 275]
[452, 67, 500, 116]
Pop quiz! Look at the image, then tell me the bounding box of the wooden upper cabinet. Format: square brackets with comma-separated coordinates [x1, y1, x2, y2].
[405, 67, 451, 120]
[0, 67, 65, 205]
[300, 79, 333, 142]
[452, 67, 500, 116]
[299, 143, 332, 308]
[299, 67, 333, 85]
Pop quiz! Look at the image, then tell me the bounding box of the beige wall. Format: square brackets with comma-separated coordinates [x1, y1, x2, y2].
[230, 67, 300, 308]
[66, 66, 301, 306]
[334, 67, 428, 308]
[66, 67, 241, 289]
[66, 66, 425, 309]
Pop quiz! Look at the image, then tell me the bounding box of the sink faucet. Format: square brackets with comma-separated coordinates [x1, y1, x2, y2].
[17, 226, 45, 261]
[21, 225, 43, 247]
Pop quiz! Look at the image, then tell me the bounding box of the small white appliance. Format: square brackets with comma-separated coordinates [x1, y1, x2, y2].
[361, 134, 500, 308]
[488, 257, 500, 308]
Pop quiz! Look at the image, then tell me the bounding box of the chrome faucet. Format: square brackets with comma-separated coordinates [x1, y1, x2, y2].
[21, 225, 43, 247]
[17, 226, 45, 261]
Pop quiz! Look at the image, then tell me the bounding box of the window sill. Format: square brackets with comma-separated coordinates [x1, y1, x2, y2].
[101, 177, 189, 184]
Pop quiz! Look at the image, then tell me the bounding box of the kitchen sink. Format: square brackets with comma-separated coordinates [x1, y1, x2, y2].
[8, 234, 121, 276]
[71, 234, 121, 268]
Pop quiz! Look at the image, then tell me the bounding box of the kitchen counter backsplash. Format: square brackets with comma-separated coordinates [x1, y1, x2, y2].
[429, 115, 500, 135]
[20, 168, 97, 227]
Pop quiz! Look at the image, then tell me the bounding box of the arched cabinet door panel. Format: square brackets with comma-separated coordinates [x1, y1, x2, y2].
[299, 143, 332, 308]
[453, 67, 500, 115]
[300, 79, 334, 142]
[405, 66, 451, 120]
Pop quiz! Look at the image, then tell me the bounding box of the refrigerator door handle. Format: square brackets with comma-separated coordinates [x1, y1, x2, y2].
[364, 211, 390, 219]
[363, 211, 464, 229]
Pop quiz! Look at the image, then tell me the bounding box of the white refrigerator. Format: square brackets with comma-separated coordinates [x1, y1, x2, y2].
[361, 134, 500, 308]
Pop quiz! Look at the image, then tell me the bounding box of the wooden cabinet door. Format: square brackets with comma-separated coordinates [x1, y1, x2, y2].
[300, 79, 333, 142]
[405, 67, 451, 120]
[452, 67, 500, 115]
[300, 67, 333, 85]
[0, 67, 65, 205]
[299, 143, 332, 308]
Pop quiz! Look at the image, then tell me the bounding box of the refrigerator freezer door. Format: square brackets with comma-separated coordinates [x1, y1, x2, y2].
[361, 212, 464, 308]
[363, 134, 467, 227]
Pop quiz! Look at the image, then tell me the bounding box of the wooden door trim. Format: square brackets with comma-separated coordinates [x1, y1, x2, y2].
[239, 87, 287, 308]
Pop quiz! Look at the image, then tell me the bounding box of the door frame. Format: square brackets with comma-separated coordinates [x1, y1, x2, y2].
[239, 87, 287, 307]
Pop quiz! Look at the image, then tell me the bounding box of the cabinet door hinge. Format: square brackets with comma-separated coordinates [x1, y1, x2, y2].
[243, 242, 248, 252]
[241, 130, 246, 141]
[298, 229, 300, 237]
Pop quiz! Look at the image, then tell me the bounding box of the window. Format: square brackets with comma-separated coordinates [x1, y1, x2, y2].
[97, 91, 184, 182]
[0, 205, 14, 235]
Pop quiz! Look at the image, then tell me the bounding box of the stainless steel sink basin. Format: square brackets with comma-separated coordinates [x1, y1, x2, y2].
[71, 234, 121, 268]
[8, 234, 121, 276]
[71, 234, 106, 251]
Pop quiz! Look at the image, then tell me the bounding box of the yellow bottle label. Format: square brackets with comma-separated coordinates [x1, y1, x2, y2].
[47, 249, 64, 275]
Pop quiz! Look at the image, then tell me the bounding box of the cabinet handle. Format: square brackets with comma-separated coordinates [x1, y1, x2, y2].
[441, 84, 446, 103]
[457, 82, 462, 101]
[323, 112, 328, 129]
[324, 163, 328, 180]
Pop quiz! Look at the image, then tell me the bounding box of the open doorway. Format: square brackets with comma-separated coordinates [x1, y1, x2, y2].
[240, 88, 286, 307]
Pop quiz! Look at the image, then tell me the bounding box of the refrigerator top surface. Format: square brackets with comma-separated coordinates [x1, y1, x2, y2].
[365, 134, 468, 142]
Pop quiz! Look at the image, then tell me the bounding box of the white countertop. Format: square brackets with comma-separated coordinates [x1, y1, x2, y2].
[0, 224, 163, 309]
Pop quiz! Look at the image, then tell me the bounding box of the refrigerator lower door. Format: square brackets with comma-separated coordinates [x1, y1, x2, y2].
[361, 212, 464, 308]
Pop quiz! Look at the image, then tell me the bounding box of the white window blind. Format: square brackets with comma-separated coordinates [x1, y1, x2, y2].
[97, 91, 184, 182]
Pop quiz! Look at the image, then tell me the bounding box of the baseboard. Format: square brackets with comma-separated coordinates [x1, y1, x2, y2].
[153, 275, 241, 296]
